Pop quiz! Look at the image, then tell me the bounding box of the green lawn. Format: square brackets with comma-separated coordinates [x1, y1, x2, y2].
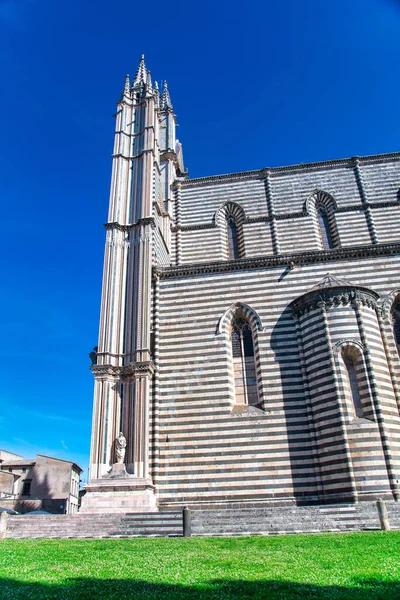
[0, 532, 399, 599]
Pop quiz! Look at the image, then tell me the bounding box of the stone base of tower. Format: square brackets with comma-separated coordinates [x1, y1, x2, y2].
[80, 477, 157, 513]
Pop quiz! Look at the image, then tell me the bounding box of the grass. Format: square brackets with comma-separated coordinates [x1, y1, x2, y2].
[0, 532, 399, 599]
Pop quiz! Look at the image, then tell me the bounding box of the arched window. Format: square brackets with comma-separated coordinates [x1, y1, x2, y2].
[227, 216, 240, 259]
[231, 317, 258, 406]
[341, 347, 364, 418]
[317, 205, 335, 250]
[215, 202, 246, 260]
[306, 191, 340, 250]
[343, 354, 363, 417]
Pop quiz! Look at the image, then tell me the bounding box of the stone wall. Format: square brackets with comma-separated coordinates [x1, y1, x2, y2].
[149, 153, 400, 508]
[171, 154, 400, 265]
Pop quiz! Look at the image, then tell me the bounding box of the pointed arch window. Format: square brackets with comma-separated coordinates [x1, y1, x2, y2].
[227, 216, 240, 259]
[317, 205, 335, 249]
[231, 317, 258, 406]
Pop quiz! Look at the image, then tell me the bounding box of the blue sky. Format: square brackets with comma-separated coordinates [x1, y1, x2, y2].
[0, 0, 399, 481]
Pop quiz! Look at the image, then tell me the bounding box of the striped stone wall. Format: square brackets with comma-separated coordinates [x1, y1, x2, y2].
[170, 154, 400, 265]
[151, 257, 400, 505]
[149, 153, 400, 507]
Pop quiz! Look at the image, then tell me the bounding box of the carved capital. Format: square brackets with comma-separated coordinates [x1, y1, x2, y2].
[122, 361, 155, 379]
[91, 361, 155, 379]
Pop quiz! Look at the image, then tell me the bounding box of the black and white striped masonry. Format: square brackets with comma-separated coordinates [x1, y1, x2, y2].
[82, 56, 400, 513]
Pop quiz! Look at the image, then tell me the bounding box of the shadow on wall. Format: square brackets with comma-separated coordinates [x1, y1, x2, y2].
[12, 472, 66, 514]
[270, 306, 319, 504]
[0, 577, 399, 600]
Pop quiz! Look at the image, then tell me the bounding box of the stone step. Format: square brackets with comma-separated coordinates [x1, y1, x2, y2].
[4, 511, 184, 539]
[119, 521, 181, 528]
[4, 502, 399, 539]
[121, 516, 181, 521]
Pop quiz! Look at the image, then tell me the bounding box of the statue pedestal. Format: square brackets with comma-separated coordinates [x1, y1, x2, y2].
[103, 463, 129, 479]
[80, 471, 157, 513]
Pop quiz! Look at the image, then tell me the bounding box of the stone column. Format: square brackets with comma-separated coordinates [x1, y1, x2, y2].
[319, 300, 358, 502]
[264, 169, 280, 255]
[353, 157, 378, 245]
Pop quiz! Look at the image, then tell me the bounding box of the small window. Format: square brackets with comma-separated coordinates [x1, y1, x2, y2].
[317, 205, 335, 249]
[343, 354, 363, 418]
[341, 347, 366, 419]
[8, 468, 12, 472]
[231, 318, 258, 406]
[227, 216, 240, 259]
[22, 480, 31, 496]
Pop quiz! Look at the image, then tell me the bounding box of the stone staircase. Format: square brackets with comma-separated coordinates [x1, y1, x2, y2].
[2, 502, 400, 539]
[191, 502, 400, 536]
[3, 511, 183, 539]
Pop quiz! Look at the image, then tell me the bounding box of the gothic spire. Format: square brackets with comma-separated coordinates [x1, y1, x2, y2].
[160, 81, 173, 111]
[153, 80, 160, 107]
[123, 74, 130, 95]
[133, 54, 147, 87]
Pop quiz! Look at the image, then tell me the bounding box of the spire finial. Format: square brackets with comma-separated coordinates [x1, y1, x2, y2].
[146, 69, 153, 92]
[160, 80, 173, 111]
[133, 54, 147, 87]
[124, 74, 130, 94]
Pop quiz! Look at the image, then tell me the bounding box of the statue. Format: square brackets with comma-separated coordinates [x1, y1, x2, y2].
[115, 432, 127, 464]
[89, 346, 98, 365]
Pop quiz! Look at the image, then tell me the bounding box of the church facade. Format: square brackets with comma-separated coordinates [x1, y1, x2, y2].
[82, 57, 400, 512]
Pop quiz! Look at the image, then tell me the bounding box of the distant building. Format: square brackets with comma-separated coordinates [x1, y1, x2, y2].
[0, 450, 82, 514]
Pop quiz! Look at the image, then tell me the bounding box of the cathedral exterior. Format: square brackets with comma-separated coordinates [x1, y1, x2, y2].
[82, 57, 400, 513]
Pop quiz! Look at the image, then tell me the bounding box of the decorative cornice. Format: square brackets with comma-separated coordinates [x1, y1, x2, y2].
[104, 218, 156, 231]
[369, 200, 400, 209]
[137, 217, 156, 228]
[290, 286, 379, 318]
[91, 361, 155, 379]
[171, 223, 217, 232]
[104, 222, 131, 232]
[275, 211, 305, 220]
[112, 148, 156, 161]
[155, 242, 400, 279]
[181, 152, 400, 188]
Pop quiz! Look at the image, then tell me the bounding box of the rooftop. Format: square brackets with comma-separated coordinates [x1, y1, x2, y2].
[182, 151, 400, 186]
[0, 459, 36, 467]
